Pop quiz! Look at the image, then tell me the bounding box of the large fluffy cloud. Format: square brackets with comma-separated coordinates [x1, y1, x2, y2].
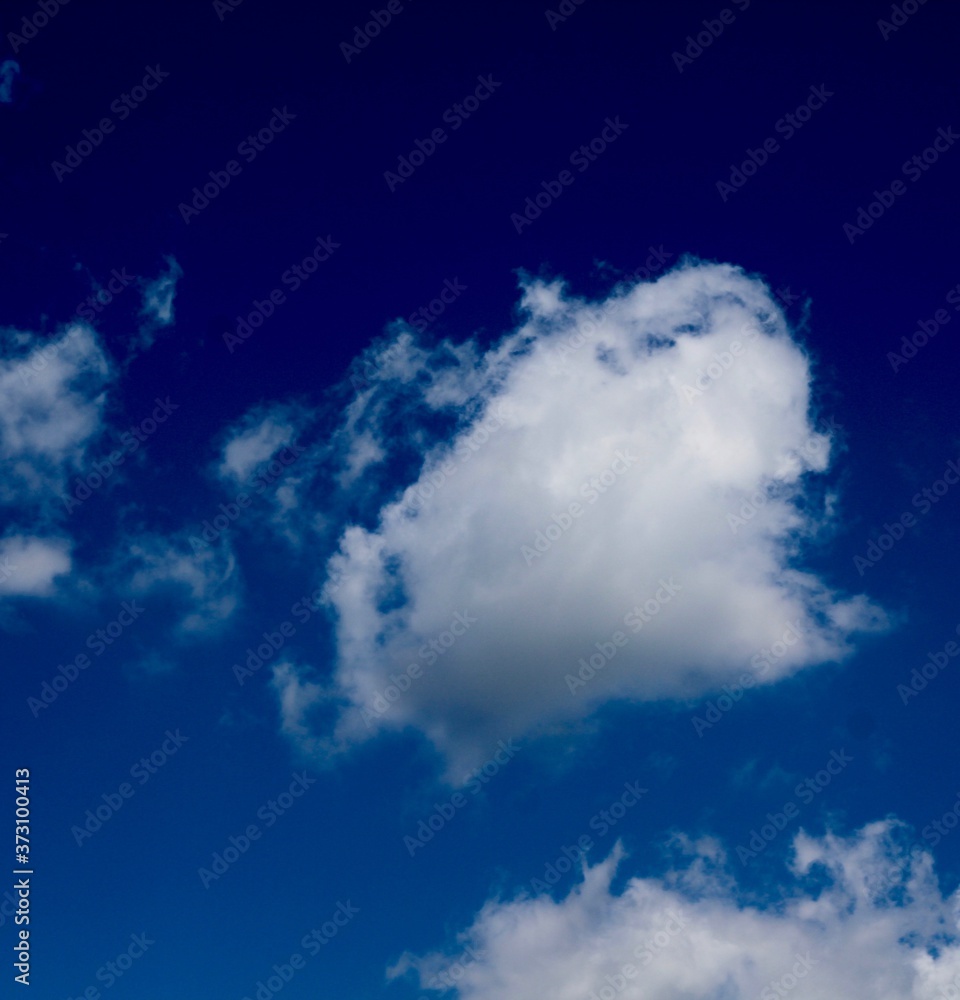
[275, 261, 886, 778]
[389, 822, 960, 1000]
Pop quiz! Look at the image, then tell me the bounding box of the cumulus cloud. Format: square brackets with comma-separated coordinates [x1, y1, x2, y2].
[0, 535, 71, 596]
[285, 260, 884, 778]
[0, 323, 110, 507]
[391, 822, 960, 1000]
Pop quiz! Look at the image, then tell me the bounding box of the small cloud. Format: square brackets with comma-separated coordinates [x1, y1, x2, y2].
[0, 535, 71, 597]
[128, 256, 183, 359]
[0, 60, 21, 104]
[212, 401, 323, 545]
[219, 406, 297, 483]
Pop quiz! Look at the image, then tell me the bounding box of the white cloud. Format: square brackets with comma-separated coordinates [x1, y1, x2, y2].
[0, 323, 110, 506]
[271, 662, 328, 741]
[218, 404, 298, 483]
[0, 535, 71, 596]
[392, 822, 960, 1000]
[298, 260, 885, 779]
[212, 401, 326, 546]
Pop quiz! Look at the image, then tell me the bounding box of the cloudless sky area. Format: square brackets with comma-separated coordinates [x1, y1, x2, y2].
[2, 1, 960, 998]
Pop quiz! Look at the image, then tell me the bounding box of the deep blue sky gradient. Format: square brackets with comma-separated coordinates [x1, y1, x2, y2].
[2, 1, 960, 998]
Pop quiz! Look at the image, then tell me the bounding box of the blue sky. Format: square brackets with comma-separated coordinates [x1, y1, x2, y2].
[2, 1, 960, 998]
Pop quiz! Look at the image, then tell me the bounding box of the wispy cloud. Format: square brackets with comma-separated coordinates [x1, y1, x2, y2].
[128, 255, 183, 359]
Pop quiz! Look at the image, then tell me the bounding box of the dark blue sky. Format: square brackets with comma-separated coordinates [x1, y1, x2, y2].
[3, 1, 960, 998]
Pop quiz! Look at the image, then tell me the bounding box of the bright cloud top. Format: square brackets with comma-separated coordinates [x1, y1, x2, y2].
[278, 261, 886, 778]
[391, 822, 960, 1000]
